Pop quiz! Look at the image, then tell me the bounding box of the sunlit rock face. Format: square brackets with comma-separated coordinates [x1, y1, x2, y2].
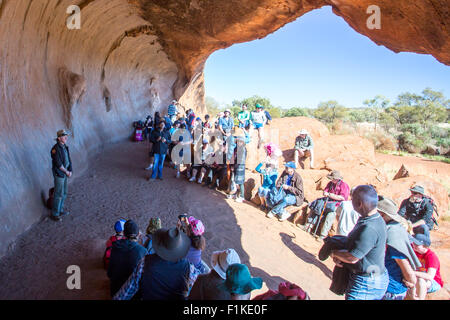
[0, 0, 448, 256]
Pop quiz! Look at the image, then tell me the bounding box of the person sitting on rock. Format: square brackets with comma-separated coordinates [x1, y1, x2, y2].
[398, 185, 434, 238]
[250, 104, 267, 148]
[294, 129, 314, 169]
[218, 263, 263, 300]
[266, 162, 304, 221]
[103, 218, 127, 270]
[377, 196, 422, 300]
[206, 143, 228, 190]
[218, 109, 234, 139]
[107, 220, 147, 297]
[189, 248, 241, 300]
[237, 104, 251, 129]
[255, 161, 278, 212]
[304, 170, 350, 240]
[190, 138, 213, 184]
[410, 233, 444, 300]
[167, 100, 178, 123]
[139, 217, 162, 254]
[183, 216, 210, 275]
[113, 227, 199, 300]
[333, 187, 360, 236]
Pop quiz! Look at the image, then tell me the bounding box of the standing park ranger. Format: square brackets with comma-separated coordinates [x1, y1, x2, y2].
[50, 130, 73, 221]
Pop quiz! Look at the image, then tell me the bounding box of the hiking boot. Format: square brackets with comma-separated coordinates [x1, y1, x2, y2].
[189, 177, 196, 182]
[235, 197, 243, 203]
[278, 211, 291, 221]
[197, 178, 202, 184]
[227, 194, 234, 200]
[157, 177, 163, 181]
[50, 215, 61, 222]
[60, 211, 70, 217]
[145, 164, 153, 171]
[266, 212, 275, 219]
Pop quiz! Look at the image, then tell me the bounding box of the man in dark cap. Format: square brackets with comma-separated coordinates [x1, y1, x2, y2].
[50, 130, 73, 221]
[113, 227, 199, 300]
[331, 185, 389, 300]
[398, 185, 434, 238]
[107, 220, 147, 297]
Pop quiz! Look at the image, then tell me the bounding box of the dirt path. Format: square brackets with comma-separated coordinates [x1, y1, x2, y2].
[0, 141, 340, 300]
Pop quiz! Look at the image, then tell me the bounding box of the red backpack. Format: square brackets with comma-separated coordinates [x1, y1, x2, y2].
[103, 235, 126, 269]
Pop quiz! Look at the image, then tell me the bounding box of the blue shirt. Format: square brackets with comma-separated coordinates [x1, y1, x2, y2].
[286, 174, 294, 186]
[218, 117, 234, 131]
[385, 246, 408, 294]
[255, 163, 278, 189]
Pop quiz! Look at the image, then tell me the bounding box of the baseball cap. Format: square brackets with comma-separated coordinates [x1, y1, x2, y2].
[285, 162, 296, 169]
[410, 233, 431, 247]
[114, 218, 127, 233]
[124, 220, 139, 238]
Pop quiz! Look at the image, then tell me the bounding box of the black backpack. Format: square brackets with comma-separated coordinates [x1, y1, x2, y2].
[423, 196, 440, 230]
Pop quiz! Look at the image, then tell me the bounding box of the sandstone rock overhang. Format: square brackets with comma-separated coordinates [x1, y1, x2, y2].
[0, 0, 448, 257]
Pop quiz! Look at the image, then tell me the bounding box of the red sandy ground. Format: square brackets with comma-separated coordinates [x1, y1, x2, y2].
[0, 141, 448, 300]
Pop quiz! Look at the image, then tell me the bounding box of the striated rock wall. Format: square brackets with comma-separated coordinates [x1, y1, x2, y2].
[0, 0, 449, 256]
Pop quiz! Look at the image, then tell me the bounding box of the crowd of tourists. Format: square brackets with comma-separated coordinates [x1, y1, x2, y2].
[51, 100, 444, 300]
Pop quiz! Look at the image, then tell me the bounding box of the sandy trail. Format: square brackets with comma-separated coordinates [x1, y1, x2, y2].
[0, 141, 340, 300]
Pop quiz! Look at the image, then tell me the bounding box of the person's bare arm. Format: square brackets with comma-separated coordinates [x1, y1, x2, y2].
[324, 192, 345, 201]
[415, 268, 437, 282]
[395, 258, 417, 287]
[332, 250, 360, 265]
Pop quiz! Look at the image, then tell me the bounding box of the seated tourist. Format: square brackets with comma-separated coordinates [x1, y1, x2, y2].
[335, 187, 359, 236]
[107, 220, 147, 297]
[113, 227, 198, 300]
[189, 248, 241, 300]
[103, 218, 127, 269]
[294, 129, 314, 169]
[377, 196, 422, 300]
[304, 170, 350, 240]
[139, 217, 162, 254]
[207, 144, 228, 190]
[237, 104, 250, 129]
[410, 233, 444, 299]
[184, 216, 210, 275]
[253, 281, 309, 300]
[190, 138, 213, 184]
[330, 185, 389, 300]
[398, 185, 434, 238]
[266, 162, 304, 221]
[218, 263, 263, 300]
[250, 104, 267, 148]
[255, 161, 278, 212]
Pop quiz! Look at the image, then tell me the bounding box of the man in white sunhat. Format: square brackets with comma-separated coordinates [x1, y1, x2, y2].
[50, 129, 73, 221]
[294, 129, 314, 169]
[168, 100, 179, 123]
[189, 248, 241, 300]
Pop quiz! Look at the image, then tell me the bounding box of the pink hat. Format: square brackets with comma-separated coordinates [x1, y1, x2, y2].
[188, 216, 205, 236]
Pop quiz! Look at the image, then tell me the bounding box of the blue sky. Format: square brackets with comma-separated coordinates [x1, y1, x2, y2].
[204, 6, 450, 109]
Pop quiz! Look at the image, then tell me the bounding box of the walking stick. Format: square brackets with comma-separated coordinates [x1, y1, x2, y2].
[313, 197, 329, 236]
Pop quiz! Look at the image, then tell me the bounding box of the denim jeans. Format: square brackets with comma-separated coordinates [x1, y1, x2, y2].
[52, 175, 68, 217]
[271, 194, 296, 216]
[345, 269, 389, 300]
[151, 153, 166, 179]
